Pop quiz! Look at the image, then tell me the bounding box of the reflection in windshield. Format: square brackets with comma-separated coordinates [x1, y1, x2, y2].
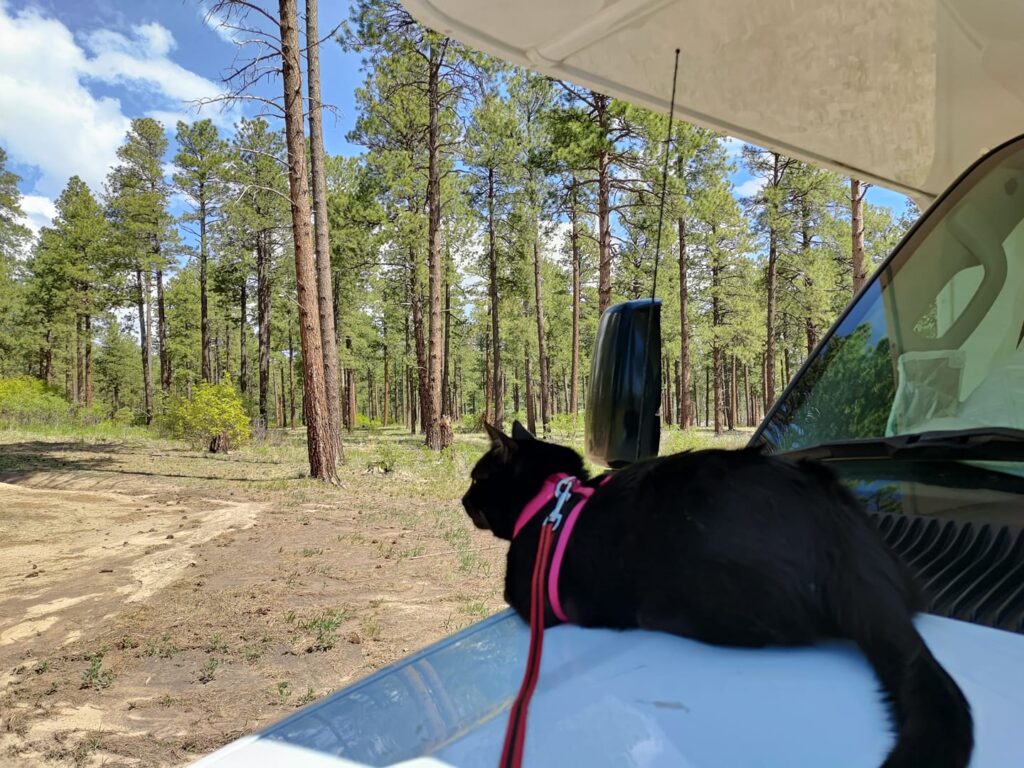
[760, 138, 1024, 452]
[763, 313, 896, 451]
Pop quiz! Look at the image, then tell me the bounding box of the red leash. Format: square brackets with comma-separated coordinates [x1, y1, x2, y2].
[499, 523, 554, 768]
[499, 477, 576, 768]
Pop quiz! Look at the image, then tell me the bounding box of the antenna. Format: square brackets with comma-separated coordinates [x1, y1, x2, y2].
[635, 47, 681, 461]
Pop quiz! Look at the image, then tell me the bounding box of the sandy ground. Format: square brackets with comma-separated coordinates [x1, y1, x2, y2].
[0, 432, 508, 767]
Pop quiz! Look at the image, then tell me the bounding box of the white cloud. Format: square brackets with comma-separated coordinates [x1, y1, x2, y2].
[734, 177, 767, 198]
[81, 23, 224, 107]
[721, 136, 745, 160]
[20, 194, 57, 236]
[198, 2, 242, 46]
[0, 1, 234, 200]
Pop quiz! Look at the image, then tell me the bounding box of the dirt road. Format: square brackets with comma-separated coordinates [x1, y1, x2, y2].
[0, 432, 507, 767]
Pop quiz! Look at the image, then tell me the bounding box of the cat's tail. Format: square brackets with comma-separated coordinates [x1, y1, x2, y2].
[829, 575, 973, 768]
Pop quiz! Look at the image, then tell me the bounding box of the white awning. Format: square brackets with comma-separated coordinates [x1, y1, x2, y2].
[402, 0, 1024, 204]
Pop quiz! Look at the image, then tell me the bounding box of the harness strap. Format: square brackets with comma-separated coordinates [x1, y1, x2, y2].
[500, 474, 609, 766]
[513, 474, 610, 623]
[547, 484, 595, 622]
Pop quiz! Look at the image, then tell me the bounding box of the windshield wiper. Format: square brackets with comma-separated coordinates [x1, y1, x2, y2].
[779, 427, 1024, 462]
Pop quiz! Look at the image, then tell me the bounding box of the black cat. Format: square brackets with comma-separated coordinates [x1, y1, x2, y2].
[462, 421, 973, 768]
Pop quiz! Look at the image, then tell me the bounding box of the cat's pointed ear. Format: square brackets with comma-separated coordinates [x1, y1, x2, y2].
[511, 420, 535, 441]
[484, 421, 517, 458]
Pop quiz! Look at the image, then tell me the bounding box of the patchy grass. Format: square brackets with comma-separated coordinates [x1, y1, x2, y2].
[144, 635, 180, 659]
[205, 633, 230, 654]
[298, 609, 348, 652]
[80, 648, 114, 690]
[197, 657, 220, 684]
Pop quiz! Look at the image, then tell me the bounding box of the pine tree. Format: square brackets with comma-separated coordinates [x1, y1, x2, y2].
[742, 147, 798, 410]
[173, 119, 229, 384]
[306, 0, 343, 463]
[50, 176, 109, 405]
[0, 149, 32, 375]
[278, 0, 337, 481]
[224, 118, 290, 426]
[105, 118, 175, 423]
[465, 85, 517, 429]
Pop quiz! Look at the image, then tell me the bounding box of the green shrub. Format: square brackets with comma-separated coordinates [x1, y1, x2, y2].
[73, 404, 109, 427]
[0, 376, 70, 428]
[157, 380, 250, 453]
[549, 411, 586, 437]
[354, 413, 381, 429]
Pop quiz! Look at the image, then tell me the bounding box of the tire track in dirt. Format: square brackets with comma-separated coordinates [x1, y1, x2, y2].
[0, 477, 263, 689]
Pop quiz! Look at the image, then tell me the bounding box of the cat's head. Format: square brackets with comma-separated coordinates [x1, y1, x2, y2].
[462, 420, 588, 540]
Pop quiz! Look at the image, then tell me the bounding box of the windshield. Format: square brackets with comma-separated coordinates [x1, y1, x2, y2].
[760, 137, 1024, 452]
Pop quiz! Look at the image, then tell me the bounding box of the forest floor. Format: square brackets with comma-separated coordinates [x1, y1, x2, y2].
[0, 423, 749, 767]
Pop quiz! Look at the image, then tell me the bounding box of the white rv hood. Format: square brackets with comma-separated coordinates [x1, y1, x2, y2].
[402, 0, 1024, 205]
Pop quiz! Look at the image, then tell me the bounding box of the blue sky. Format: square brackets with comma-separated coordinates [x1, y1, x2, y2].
[0, 0, 908, 237]
[0, 0, 366, 233]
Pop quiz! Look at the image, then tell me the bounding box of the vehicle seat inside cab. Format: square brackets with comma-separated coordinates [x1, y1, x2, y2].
[885, 154, 1024, 434]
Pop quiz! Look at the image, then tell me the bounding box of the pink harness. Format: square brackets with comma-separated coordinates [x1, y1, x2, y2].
[512, 473, 608, 623]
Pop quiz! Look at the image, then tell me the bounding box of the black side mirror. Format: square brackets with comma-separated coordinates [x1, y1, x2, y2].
[585, 299, 661, 468]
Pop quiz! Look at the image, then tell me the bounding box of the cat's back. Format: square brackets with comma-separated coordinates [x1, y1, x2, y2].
[610, 445, 862, 538]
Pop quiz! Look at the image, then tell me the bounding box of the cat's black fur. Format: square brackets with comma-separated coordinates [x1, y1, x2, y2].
[463, 421, 973, 768]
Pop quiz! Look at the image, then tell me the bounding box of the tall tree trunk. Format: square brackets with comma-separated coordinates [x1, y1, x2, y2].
[761, 352, 768, 415]
[663, 355, 672, 425]
[713, 348, 724, 435]
[806, 317, 818, 356]
[678, 213, 692, 428]
[69, 324, 78, 404]
[704, 366, 711, 428]
[278, 0, 336, 481]
[765, 152, 781, 408]
[239, 279, 248, 394]
[424, 37, 450, 450]
[156, 264, 170, 394]
[729, 354, 738, 430]
[483, 336, 492, 425]
[512, 358, 520, 414]
[306, 0, 343, 463]
[136, 267, 153, 424]
[409, 251, 429, 435]
[524, 350, 536, 435]
[278, 365, 285, 427]
[74, 315, 83, 404]
[595, 93, 613, 317]
[851, 177, 867, 295]
[743, 363, 751, 426]
[382, 349, 389, 427]
[569, 181, 581, 414]
[84, 315, 92, 407]
[674, 358, 681, 428]
[287, 322, 295, 428]
[200, 198, 211, 382]
[532, 239, 551, 434]
[442, 278, 451, 417]
[711, 247, 724, 436]
[223, 312, 231, 379]
[404, 294, 416, 434]
[345, 337, 357, 432]
[487, 167, 504, 429]
[800, 198, 818, 357]
[257, 230, 271, 425]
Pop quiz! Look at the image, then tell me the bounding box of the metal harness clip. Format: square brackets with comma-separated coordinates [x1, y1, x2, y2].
[545, 476, 576, 531]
